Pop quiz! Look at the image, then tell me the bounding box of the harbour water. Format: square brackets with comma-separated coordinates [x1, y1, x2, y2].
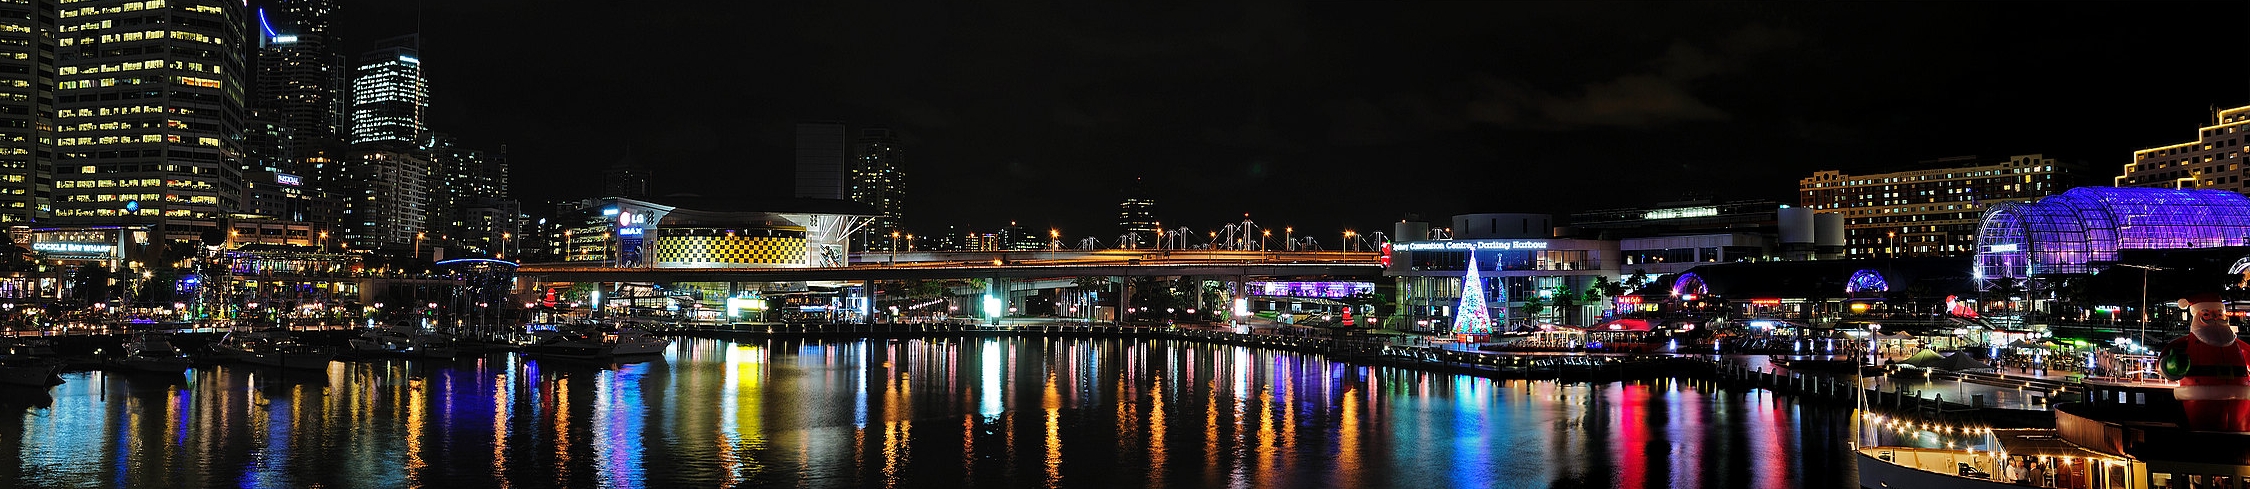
[0, 336, 1863, 488]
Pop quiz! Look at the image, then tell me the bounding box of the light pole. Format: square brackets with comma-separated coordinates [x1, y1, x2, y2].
[1343, 230, 1356, 252]
[1286, 227, 1293, 252]
[1886, 231, 1896, 259]
[2116, 263, 2169, 347]
[1261, 229, 1271, 252]
[414, 231, 426, 261]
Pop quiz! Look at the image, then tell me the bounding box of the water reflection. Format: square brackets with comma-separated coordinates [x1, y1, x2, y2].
[1, 337, 1860, 488]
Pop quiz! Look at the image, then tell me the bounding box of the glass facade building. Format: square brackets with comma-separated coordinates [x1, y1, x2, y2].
[52, 0, 247, 240]
[1974, 186, 2250, 290]
[0, 0, 53, 224]
[348, 34, 421, 146]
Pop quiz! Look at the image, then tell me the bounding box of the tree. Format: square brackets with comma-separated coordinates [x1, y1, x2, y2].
[1550, 285, 1581, 324]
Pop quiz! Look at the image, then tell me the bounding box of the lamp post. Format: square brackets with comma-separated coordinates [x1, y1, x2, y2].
[2116, 263, 2170, 347]
[414, 231, 426, 261]
[1285, 227, 1293, 252]
[1887, 231, 1896, 259]
[1343, 230, 1357, 252]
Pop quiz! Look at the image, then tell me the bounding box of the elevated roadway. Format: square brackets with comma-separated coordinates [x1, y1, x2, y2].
[516, 250, 1383, 283]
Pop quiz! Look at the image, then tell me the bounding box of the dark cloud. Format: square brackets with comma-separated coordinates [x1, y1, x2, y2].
[1468, 24, 1802, 130]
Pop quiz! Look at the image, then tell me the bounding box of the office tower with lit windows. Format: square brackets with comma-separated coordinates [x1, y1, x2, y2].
[1118, 177, 1158, 248]
[349, 34, 423, 146]
[339, 148, 429, 251]
[603, 153, 649, 199]
[0, 0, 54, 224]
[794, 121, 846, 200]
[249, 0, 346, 175]
[2120, 104, 2250, 193]
[851, 126, 904, 250]
[427, 133, 510, 251]
[1798, 154, 2090, 259]
[51, 0, 247, 239]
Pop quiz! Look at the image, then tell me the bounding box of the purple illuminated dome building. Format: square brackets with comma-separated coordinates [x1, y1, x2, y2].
[1974, 187, 2250, 292]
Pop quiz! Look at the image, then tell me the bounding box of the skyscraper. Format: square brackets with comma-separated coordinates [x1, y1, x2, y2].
[603, 152, 650, 199]
[340, 148, 430, 251]
[794, 121, 846, 200]
[52, 0, 248, 237]
[0, 0, 54, 224]
[250, 0, 347, 175]
[1118, 177, 1158, 248]
[851, 127, 904, 250]
[350, 34, 425, 146]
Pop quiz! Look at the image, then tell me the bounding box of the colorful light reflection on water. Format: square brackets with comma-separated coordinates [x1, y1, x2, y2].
[0, 337, 1881, 488]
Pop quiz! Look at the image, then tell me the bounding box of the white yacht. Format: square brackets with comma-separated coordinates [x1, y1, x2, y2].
[115, 332, 192, 373]
[211, 330, 336, 370]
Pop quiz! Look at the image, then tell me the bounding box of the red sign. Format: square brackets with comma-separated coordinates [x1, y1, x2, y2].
[1341, 306, 1354, 326]
[1379, 242, 1392, 267]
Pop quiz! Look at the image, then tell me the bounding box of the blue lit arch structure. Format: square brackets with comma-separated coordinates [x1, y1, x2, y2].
[1845, 269, 1889, 298]
[1976, 187, 2250, 291]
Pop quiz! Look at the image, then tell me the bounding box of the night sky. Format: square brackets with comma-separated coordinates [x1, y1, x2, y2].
[343, 1, 2250, 241]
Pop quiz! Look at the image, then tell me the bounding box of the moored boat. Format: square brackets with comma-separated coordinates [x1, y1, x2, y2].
[115, 332, 192, 373]
[0, 357, 62, 386]
[522, 327, 671, 358]
[347, 326, 414, 355]
[211, 330, 336, 370]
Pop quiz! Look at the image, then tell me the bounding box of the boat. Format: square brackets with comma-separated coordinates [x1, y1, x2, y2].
[408, 331, 460, 359]
[210, 329, 336, 370]
[0, 357, 62, 386]
[1855, 378, 2250, 488]
[114, 332, 192, 373]
[347, 326, 415, 355]
[0, 336, 58, 357]
[523, 328, 671, 359]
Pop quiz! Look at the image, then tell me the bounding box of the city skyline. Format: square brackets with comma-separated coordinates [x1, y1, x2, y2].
[332, 2, 2250, 239]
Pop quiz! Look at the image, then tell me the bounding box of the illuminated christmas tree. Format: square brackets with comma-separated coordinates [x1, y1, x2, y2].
[1454, 254, 1494, 334]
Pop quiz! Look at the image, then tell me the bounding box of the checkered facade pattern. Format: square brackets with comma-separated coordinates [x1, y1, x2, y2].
[652, 236, 807, 266]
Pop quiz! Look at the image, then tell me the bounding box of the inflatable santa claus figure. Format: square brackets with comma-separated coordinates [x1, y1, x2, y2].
[2160, 293, 2250, 432]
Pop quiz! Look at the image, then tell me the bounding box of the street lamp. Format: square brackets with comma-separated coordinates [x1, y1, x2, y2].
[1261, 229, 1271, 251]
[2116, 263, 2170, 346]
[1887, 231, 1896, 259]
[1343, 230, 1357, 252]
[1286, 227, 1294, 252]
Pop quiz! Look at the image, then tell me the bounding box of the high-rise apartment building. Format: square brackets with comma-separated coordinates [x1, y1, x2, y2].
[2120, 105, 2250, 193]
[1118, 177, 1157, 248]
[1799, 154, 2088, 259]
[340, 148, 429, 251]
[250, 0, 345, 176]
[603, 153, 649, 199]
[349, 34, 423, 146]
[851, 126, 904, 250]
[793, 121, 846, 200]
[0, 0, 54, 224]
[52, 0, 247, 239]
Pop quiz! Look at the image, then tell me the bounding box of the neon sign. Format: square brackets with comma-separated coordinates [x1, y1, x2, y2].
[33, 242, 113, 254]
[1397, 240, 1551, 251]
[275, 173, 303, 186]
